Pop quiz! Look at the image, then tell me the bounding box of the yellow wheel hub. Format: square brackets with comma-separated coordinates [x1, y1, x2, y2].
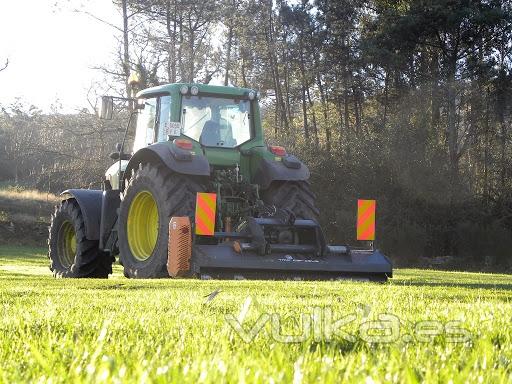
[127, 190, 159, 261]
[59, 221, 76, 267]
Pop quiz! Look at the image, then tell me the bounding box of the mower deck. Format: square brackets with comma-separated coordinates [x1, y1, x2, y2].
[186, 218, 392, 281]
[192, 244, 392, 281]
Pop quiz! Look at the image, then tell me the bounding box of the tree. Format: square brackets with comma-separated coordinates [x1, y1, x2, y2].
[370, 0, 509, 187]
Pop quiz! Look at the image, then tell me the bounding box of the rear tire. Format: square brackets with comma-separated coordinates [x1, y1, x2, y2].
[118, 162, 204, 278]
[261, 180, 320, 222]
[48, 199, 113, 278]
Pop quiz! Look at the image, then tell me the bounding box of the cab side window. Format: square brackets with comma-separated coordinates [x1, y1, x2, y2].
[133, 97, 157, 152]
[157, 96, 172, 142]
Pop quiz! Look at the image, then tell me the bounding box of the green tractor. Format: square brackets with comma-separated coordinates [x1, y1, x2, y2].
[48, 83, 392, 280]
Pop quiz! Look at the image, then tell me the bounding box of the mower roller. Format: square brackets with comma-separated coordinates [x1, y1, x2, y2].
[47, 83, 392, 281]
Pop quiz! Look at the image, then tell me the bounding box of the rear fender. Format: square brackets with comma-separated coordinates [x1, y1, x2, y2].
[124, 143, 210, 184]
[252, 156, 310, 190]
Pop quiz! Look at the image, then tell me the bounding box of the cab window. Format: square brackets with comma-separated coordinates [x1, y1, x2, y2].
[181, 96, 251, 147]
[133, 97, 157, 152]
[157, 95, 172, 142]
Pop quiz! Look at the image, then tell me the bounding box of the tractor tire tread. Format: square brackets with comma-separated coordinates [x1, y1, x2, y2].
[262, 180, 320, 221]
[48, 199, 113, 278]
[119, 162, 204, 278]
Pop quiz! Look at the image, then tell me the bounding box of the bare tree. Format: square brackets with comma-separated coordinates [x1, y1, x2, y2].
[69, 0, 143, 103]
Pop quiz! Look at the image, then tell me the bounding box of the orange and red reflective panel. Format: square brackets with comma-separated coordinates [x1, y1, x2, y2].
[168, 217, 192, 277]
[195, 193, 217, 236]
[357, 199, 376, 241]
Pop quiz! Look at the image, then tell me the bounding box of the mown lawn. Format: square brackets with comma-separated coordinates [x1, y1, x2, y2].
[0, 245, 511, 383]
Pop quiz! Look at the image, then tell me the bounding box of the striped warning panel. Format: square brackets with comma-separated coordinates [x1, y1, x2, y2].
[357, 199, 376, 241]
[195, 192, 217, 236]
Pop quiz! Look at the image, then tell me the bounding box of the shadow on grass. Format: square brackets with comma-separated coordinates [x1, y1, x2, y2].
[79, 283, 203, 291]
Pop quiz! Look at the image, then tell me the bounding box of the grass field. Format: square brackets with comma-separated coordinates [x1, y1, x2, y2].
[0, 246, 511, 383]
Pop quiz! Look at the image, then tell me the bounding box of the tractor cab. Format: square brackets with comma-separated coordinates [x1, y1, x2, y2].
[131, 84, 262, 153]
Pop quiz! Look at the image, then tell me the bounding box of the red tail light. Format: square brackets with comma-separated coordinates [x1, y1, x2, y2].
[174, 139, 193, 150]
[269, 145, 286, 157]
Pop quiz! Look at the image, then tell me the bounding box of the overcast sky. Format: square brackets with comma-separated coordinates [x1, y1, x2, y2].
[0, 0, 119, 112]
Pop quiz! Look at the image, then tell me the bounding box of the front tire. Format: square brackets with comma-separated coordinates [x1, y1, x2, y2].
[48, 199, 112, 278]
[118, 163, 204, 278]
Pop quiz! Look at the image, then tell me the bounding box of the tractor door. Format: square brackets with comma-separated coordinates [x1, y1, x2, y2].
[133, 97, 157, 152]
[133, 96, 175, 152]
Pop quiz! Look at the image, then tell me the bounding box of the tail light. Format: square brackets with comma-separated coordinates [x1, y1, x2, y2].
[269, 145, 286, 157]
[174, 138, 193, 150]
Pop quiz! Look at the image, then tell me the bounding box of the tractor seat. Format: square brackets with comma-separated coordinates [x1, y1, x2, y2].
[200, 120, 221, 146]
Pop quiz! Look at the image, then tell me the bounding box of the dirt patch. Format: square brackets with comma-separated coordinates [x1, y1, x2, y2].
[0, 220, 50, 246]
[0, 189, 59, 246]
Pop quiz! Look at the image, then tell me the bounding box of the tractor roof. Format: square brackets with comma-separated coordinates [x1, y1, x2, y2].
[136, 83, 256, 98]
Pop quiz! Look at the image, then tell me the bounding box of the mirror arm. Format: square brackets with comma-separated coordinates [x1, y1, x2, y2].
[112, 95, 143, 111]
[110, 96, 138, 103]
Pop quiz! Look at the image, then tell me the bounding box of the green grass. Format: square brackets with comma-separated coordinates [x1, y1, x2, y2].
[0, 245, 511, 383]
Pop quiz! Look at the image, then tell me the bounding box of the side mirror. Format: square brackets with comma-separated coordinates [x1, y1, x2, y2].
[98, 96, 114, 120]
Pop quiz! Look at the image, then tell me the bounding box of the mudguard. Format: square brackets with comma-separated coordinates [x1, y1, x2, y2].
[124, 143, 210, 181]
[61, 189, 103, 240]
[99, 190, 120, 250]
[252, 155, 310, 189]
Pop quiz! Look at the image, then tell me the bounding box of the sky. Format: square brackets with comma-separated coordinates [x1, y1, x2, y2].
[0, 0, 119, 112]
